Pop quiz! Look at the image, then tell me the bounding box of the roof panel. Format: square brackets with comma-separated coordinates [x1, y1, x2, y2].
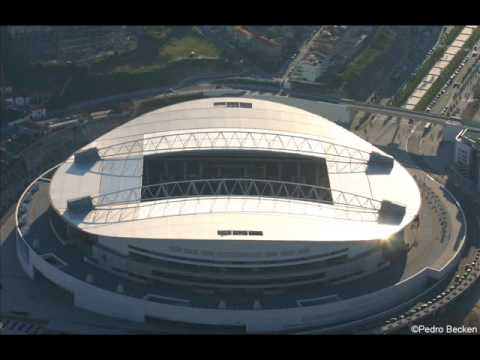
[50, 97, 421, 242]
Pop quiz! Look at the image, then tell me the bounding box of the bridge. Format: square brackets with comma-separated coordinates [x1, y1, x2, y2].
[340, 99, 480, 132]
[71, 75, 479, 133]
[204, 76, 480, 131]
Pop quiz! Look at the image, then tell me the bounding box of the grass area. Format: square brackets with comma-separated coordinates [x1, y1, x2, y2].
[338, 27, 397, 85]
[112, 64, 165, 74]
[145, 26, 173, 42]
[415, 28, 480, 111]
[441, 26, 464, 47]
[463, 27, 480, 50]
[215, 77, 278, 87]
[159, 35, 221, 62]
[25, 26, 231, 110]
[393, 26, 469, 107]
[47, 58, 236, 110]
[393, 47, 444, 106]
[92, 26, 222, 75]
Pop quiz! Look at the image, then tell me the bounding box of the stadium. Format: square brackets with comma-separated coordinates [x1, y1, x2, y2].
[15, 97, 466, 333]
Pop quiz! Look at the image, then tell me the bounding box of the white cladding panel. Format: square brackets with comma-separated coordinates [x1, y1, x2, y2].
[49, 97, 421, 243]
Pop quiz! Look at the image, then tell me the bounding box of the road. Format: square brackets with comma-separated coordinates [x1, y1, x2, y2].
[350, 101, 480, 330]
[16, 51, 477, 138]
[345, 99, 480, 131]
[348, 27, 480, 326]
[428, 39, 480, 117]
[401, 68, 480, 327]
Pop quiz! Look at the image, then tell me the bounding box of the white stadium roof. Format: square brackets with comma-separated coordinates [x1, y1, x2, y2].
[49, 97, 421, 242]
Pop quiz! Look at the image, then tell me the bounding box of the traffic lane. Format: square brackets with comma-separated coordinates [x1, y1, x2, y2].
[430, 49, 480, 114]
[449, 189, 480, 247]
[447, 55, 478, 102]
[433, 54, 473, 111]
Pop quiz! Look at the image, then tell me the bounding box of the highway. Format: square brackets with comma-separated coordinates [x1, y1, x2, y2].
[22, 58, 477, 135]
[342, 99, 480, 131]
[427, 38, 480, 117]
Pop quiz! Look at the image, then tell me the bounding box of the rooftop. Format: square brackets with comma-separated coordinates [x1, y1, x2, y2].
[49, 98, 421, 242]
[464, 129, 480, 142]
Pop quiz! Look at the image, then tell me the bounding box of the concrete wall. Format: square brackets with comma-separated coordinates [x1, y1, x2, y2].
[14, 155, 467, 333]
[443, 125, 463, 142]
[17, 230, 457, 332]
[454, 136, 473, 173]
[90, 239, 385, 289]
[98, 235, 375, 264]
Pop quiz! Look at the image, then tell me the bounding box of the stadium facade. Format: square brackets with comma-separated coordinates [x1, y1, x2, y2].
[15, 97, 464, 333]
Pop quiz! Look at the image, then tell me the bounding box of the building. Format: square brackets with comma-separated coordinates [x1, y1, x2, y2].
[230, 26, 281, 59]
[291, 54, 330, 82]
[0, 85, 13, 96]
[442, 121, 464, 142]
[30, 106, 46, 120]
[10, 95, 31, 107]
[454, 128, 480, 191]
[16, 97, 465, 333]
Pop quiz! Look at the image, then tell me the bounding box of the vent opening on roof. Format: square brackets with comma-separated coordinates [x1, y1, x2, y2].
[67, 196, 94, 214]
[377, 201, 406, 225]
[366, 152, 394, 175]
[213, 101, 252, 108]
[74, 147, 100, 165]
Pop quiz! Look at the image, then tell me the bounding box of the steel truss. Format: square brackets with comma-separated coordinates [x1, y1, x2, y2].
[97, 130, 371, 174]
[92, 178, 382, 212]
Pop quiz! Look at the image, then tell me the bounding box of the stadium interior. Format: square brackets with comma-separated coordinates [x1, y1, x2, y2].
[141, 150, 333, 203]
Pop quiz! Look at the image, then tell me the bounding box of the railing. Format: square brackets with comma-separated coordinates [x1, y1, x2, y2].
[91, 178, 382, 212]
